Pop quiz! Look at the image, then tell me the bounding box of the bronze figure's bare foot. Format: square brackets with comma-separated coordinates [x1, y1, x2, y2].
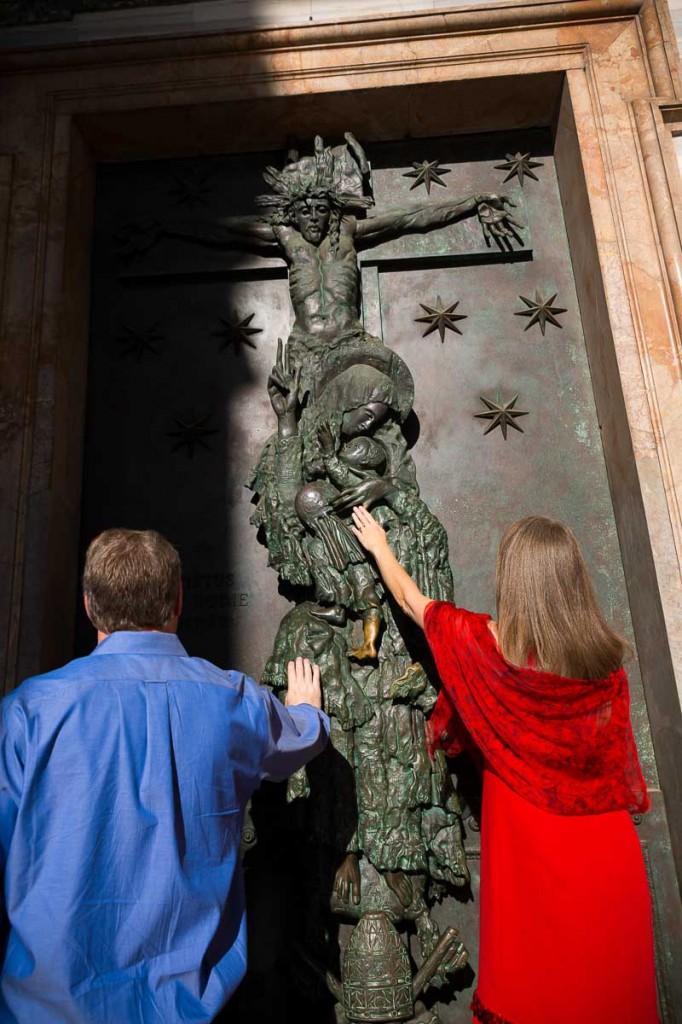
[334, 852, 361, 905]
[349, 638, 377, 661]
[350, 607, 381, 661]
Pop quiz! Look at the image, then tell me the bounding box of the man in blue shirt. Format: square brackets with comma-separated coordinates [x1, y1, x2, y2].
[0, 528, 329, 1023]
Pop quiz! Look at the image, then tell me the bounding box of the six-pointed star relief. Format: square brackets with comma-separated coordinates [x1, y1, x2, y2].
[168, 173, 211, 207]
[167, 410, 219, 458]
[474, 395, 529, 439]
[494, 152, 544, 187]
[117, 322, 165, 359]
[515, 291, 567, 335]
[402, 159, 451, 195]
[415, 296, 467, 342]
[215, 312, 262, 353]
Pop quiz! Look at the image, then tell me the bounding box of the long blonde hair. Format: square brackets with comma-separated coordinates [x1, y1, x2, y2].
[495, 515, 631, 679]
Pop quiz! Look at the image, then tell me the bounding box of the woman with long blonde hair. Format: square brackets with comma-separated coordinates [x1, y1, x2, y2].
[351, 508, 658, 1024]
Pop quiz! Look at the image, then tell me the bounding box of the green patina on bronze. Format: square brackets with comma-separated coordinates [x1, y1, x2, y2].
[240, 136, 521, 1023]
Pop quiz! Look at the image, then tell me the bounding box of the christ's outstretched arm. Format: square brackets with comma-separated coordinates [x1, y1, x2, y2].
[115, 213, 279, 258]
[354, 192, 523, 251]
[192, 214, 278, 248]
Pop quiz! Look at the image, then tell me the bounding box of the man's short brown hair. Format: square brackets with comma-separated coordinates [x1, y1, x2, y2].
[83, 529, 181, 633]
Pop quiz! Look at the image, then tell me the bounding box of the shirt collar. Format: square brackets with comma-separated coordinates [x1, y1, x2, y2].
[90, 631, 189, 657]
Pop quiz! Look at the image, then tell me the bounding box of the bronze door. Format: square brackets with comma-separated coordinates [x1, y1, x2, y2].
[80, 129, 679, 1022]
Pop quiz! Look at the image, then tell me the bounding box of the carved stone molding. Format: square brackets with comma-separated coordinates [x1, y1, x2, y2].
[0, 0, 644, 68]
[640, 0, 682, 100]
[632, 98, 682, 342]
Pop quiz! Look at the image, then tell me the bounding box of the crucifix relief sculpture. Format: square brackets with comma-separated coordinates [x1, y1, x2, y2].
[122, 135, 524, 1023]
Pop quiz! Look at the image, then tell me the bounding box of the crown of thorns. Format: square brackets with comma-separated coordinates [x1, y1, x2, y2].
[255, 144, 373, 220]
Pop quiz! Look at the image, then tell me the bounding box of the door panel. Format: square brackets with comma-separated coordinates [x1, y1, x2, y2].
[81, 128, 677, 1022]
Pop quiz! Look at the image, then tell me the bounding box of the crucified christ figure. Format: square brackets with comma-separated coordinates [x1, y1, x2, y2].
[117, 133, 522, 389]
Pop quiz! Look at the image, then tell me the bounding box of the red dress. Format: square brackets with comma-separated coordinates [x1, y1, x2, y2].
[423, 602, 658, 1024]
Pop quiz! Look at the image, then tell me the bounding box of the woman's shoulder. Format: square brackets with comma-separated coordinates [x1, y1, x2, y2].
[424, 600, 492, 638]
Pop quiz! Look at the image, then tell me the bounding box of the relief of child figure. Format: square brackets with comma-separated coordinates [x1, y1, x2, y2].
[300, 425, 396, 667]
[294, 476, 383, 662]
[317, 420, 389, 492]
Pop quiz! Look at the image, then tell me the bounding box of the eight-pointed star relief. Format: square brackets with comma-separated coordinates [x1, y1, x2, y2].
[117, 322, 165, 359]
[168, 173, 212, 207]
[515, 291, 567, 335]
[167, 410, 219, 458]
[402, 159, 451, 195]
[494, 152, 544, 188]
[415, 296, 467, 342]
[474, 394, 529, 440]
[215, 312, 262, 353]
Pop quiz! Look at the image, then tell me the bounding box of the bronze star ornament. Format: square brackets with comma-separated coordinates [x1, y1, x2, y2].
[215, 312, 262, 353]
[515, 291, 567, 335]
[495, 152, 544, 187]
[475, 394, 529, 439]
[167, 409, 219, 458]
[415, 296, 467, 341]
[168, 173, 211, 207]
[117, 322, 164, 359]
[402, 159, 451, 195]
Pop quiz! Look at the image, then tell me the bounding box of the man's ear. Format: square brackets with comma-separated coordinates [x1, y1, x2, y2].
[83, 593, 93, 625]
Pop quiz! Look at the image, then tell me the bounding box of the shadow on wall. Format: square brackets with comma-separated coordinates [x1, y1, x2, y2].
[73, 22, 332, 1022]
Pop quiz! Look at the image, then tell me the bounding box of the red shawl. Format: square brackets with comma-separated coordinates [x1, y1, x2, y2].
[424, 601, 650, 816]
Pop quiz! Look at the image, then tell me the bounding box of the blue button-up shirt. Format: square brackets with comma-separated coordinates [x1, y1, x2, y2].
[0, 631, 329, 1023]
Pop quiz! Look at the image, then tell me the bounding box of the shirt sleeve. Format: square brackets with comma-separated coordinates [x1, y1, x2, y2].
[257, 688, 330, 783]
[0, 699, 25, 875]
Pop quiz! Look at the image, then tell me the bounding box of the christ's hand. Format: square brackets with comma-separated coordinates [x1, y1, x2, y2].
[475, 193, 524, 251]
